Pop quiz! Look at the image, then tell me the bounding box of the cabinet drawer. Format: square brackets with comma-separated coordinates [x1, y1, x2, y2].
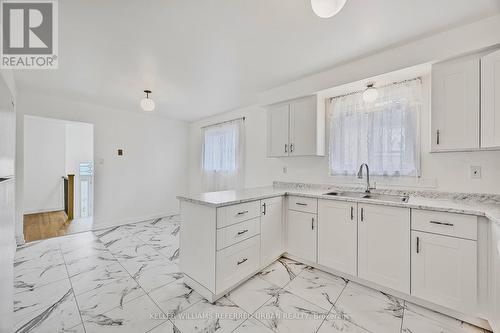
[217, 201, 261, 228]
[288, 196, 317, 214]
[216, 236, 260, 293]
[412, 209, 477, 240]
[217, 217, 260, 251]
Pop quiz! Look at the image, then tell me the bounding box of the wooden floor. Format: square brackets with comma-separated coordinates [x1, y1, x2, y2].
[23, 211, 94, 243]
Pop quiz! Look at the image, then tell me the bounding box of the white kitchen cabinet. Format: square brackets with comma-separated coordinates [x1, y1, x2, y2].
[358, 204, 410, 293]
[287, 209, 317, 262]
[267, 103, 290, 157]
[431, 54, 480, 151]
[411, 231, 477, 312]
[318, 200, 357, 276]
[260, 197, 284, 267]
[481, 49, 500, 148]
[267, 95, 325, 157]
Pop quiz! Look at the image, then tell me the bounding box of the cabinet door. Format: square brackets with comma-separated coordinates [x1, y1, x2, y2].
[490, 223, 500, 331]
[318, 200, 357, 276]
[267, 104, 289, 157]
[289, 96, 317, 156]
[411, 231, 477, 312]
[481, 49, 500, 148]
[358, 204, 410, 293]
[287, 210, 317, 262]
[261, 197, 284, 267]
[431, 56, 480, 151]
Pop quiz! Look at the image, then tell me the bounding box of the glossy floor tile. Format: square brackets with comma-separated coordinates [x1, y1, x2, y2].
[12, 215, 490, 333]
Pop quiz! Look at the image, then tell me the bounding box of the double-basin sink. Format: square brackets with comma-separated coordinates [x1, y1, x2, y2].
[323, 190, 409, 203]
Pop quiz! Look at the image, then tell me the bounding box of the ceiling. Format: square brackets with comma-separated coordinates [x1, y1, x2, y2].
[14, 0, 500, 121]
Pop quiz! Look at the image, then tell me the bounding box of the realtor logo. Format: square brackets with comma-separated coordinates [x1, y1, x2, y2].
[1, 0, 58, 69]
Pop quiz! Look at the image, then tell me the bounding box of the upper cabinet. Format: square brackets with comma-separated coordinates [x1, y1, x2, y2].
[431, 47, 500, 152]
[267, 96, 325, 157]
[431, 54, 480, 151]
[481, 49, 500, 148]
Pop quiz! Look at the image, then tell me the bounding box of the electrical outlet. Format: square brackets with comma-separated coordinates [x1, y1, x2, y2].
[282, 166, 287, 174]
[470, 166, 481, 179]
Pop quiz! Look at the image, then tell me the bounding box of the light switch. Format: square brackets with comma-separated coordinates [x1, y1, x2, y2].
[470, 166, 481, 179]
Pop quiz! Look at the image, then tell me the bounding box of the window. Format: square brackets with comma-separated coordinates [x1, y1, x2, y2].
[329, 79, 421, 177]
[202, 118, 245, 192]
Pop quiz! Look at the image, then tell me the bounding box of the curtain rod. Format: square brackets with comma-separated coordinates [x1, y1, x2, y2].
[328, 77, 422, 102]
[200, 116, 246, 129]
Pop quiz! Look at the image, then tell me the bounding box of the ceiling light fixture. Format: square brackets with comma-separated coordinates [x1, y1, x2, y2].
[140, 90, 155, 112]
[362, 83, 378, 103]
[311, 0, 348, 18]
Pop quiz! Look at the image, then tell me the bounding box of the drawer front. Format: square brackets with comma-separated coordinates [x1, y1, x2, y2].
[216, 235, 260, 293]
[217, 201, 261, 228]
[412, 209, 477, 240]
[288, 196, 317, 214]
[217, 217, 260, 251]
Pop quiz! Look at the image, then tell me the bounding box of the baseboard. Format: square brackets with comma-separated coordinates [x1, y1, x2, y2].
[92, 211, 179, 231]
[23, 207, 65, 215]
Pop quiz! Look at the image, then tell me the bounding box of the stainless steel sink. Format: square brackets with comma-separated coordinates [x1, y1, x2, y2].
[324, 191, 409, 203]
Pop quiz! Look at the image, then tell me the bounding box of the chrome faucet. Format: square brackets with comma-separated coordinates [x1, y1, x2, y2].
[357, 163, 372, 193]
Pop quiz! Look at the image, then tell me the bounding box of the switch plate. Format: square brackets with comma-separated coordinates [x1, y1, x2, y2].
[470, 166, 481, 179]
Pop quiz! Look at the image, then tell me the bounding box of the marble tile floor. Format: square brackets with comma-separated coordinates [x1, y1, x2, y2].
[13, 215, 491, 333]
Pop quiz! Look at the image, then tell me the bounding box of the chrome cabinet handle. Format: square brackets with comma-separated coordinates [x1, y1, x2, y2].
[237, 258, 248, 265]
[237, 210, 249, 216]
[237, 229, 249, 236]
[290, 143, 294, 152]
[416, 236, 420, 253]
[436, 130, 440, 145]
[430, 220, 454, 227]
[262, 203, 266, 216]
[360, 208, 364, 222]
[285, 144, 288, 153]
[296, 202, 307, 206]
[311, 217, 315, 230]
[350, 206, 354, 221]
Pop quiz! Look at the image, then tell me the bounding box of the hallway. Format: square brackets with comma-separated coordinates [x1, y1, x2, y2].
[23, 211, 94, 242]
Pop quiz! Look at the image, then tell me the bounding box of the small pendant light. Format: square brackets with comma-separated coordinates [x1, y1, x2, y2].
[140, 90, 155, 112]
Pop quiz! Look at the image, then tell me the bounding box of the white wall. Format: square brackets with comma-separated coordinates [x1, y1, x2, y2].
[65, 122, 93, 218]
[24, 116, 66, 213]
[189, 15, 500, 195]
[16, 92, 190, 233]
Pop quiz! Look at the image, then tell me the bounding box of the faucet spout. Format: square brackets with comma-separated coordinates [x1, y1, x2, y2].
[357, 163, 371, 193]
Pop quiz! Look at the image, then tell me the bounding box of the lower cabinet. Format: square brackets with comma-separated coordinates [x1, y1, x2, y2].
[490, 223, 500, 331]
[358, 204, 410, 294]
[260, 197, 284, 267]
[287, 209, 317, 262]
[318, 200, 357, 276]
[411, 230, 477, 312]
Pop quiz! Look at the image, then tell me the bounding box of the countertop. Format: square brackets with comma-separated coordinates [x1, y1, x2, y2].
[177, 183, 500, 225]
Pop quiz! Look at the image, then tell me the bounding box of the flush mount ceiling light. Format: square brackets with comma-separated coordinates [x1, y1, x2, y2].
[363, 83, 379, 103]
[140, 90, 155, 112]
[311, 0, 348, 18]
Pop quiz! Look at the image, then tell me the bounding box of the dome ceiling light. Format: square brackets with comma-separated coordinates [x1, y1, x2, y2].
[140, 90, 155, 112]
[311, 0, 348, 18]
[362, 83, 379, 103]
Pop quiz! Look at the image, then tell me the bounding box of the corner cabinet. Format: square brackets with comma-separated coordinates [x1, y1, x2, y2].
[267, 96, 325, 157]
[431, 47, 500, 152]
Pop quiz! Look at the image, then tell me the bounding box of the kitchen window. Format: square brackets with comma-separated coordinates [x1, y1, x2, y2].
[202, 118, 245, 192]
[329, 78, 421, 177]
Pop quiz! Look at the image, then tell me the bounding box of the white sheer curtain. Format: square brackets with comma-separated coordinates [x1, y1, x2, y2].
[202, 118, 245, 192]
[329, 79, 421, 177]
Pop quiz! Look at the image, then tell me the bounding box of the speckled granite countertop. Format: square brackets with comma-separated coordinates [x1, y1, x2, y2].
[177, 182, 500, 225]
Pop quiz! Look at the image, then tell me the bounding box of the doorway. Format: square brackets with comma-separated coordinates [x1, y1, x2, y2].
[23, 116, 94, 242]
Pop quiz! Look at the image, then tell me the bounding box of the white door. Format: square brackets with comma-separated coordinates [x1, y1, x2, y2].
[358, 204, 410, 294]
[289, 96, 317, 156]
[318, 200, 357, 276]
[287, 210, 317, 262]
[431, 56, 480, 151]
[267, 103, 289, 157]
[261, 197, 284, 267]
[481, 49, 500, 148]
[411, 231, 477, 312]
